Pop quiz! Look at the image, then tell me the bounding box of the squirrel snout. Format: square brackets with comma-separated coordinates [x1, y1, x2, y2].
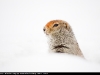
[43, 28, 45, 32]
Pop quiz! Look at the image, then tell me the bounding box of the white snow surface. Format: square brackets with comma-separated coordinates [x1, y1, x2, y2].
[0, 0, 100, 72]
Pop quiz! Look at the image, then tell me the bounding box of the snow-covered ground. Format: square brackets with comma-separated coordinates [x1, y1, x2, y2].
[0, 0, 100, 72]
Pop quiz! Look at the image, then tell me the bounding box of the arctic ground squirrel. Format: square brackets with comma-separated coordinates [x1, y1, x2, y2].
[43, 20, 84, 57]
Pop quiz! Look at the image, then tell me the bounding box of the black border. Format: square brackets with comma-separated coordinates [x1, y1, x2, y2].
[0, 72, 99, 74]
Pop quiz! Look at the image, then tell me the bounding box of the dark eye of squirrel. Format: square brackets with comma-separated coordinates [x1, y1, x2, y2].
[53, 24, 59, 27]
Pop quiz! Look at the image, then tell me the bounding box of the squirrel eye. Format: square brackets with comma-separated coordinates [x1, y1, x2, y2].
[53, 24, 59, 27]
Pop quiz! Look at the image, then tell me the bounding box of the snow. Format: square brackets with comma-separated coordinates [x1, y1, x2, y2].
[0, 0, 100, 72]
[1, 53, 100, 72]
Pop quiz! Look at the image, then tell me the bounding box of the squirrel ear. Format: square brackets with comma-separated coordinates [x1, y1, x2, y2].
[65, 23, 70, 31]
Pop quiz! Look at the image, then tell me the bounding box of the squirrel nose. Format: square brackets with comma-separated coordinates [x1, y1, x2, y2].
[43, 28, 45, 31]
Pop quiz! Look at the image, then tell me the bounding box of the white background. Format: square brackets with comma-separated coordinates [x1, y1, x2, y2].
[0, 0, 100, 72]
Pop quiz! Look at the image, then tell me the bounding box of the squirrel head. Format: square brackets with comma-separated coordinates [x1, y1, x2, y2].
[43, 20, 70, 35]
